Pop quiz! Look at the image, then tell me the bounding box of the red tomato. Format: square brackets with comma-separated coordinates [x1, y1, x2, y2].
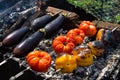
[86, 25, 97, 37]
[26, 50, 52, 72]
[79, 21, 90, 34]
[52, 36, 75, 54]
[79, 21, 97, 37]
[66, 28, 84, 45]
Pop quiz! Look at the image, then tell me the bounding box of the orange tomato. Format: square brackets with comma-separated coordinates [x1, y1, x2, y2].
[66, 28, 85, 45]
[85, 25, 97, 37]
[79, 21, 97, 37]
[26, 50, 52, 72]
[52, 36, 75, 54]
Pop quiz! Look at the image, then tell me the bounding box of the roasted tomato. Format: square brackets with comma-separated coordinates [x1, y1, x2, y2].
[79, 21, 97, 37]
[26, 50, 52, 72]
[66, 28, 85, 45]
[52, 36, 75, 54]
[55, 54, 77, 73]
[71, 46, 93, 66]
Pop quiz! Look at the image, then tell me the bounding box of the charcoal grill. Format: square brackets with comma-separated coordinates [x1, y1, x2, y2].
[0, 0, 120, 80]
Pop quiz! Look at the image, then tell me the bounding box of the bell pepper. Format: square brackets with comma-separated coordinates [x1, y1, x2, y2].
[55, 54, 77, 73]
[96, 28, 114, 45]
[87, 41, 105, 56]
[71, 46, 93, 66]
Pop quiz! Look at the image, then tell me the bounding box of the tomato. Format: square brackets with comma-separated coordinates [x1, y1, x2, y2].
[26, 50, 52, 72]
[79, 21, 90, 34]
[52, 36, 75, 54]
[66, 28, 85, 45]
[79, 21, 97, 37]
[55, 54, 77, 73]
[85, 25, 97, 37]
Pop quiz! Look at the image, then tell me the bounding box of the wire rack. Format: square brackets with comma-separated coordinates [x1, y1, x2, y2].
[67, 0, 120, 23]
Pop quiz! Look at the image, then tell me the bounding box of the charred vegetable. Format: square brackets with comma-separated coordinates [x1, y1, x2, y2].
[2, 27, 29, 46]
[87, 41, 105, 56]
[13, 14, 65, 56]
[96, 28, 114, 45]
[71, 46, 93, 66]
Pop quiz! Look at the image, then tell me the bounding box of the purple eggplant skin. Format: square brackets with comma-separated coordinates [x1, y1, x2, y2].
[30, 14, 52, 31]
[13, 31, 44, 56]
[2, 27, 29, 47]
[44, 14, 65, 37]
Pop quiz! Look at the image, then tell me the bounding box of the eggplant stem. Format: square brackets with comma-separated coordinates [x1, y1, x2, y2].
[39, 28, 46, 36]
[112, 26, 120, 32]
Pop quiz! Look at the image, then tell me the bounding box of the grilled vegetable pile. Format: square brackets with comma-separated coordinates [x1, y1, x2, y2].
[0, 10, 117, 74]
[52, 21, 116, 73]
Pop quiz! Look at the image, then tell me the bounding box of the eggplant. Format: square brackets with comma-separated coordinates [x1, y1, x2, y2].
[30, 14, 52, 31]
[2, 27, 29, 46]
[2, 13, 54, 47]
[45, 14, 65, 37]
[13, 14, 65, 56]
[13, 30, 44, 56]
